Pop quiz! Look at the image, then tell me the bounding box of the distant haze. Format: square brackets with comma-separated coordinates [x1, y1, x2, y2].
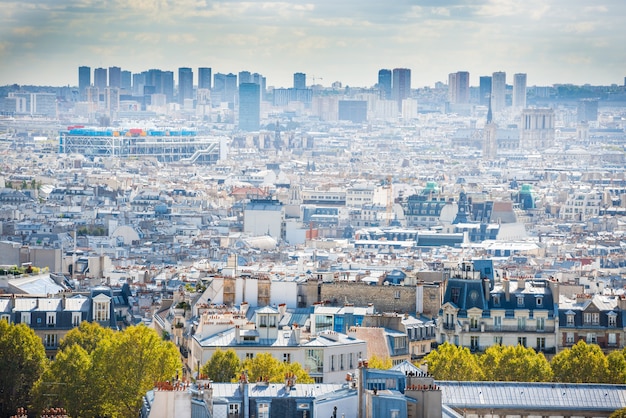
[1, 0, 625, 88]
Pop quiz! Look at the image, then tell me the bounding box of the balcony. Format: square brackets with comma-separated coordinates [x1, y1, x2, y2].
[470, 324, 556, 333]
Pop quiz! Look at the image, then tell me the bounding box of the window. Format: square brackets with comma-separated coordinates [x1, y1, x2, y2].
[470, 317, 479, 330]
[46, 312, 56, 327]
[394, 290, 401, 299]
[470, 336, 479, 351]
[331, 354, 335, 371]
[584, 313, 591, 325]
[390, 410, 400, 418]
[306, 349, 324, 374]
[72, 313, 81, 327]
[586, 333, 597, 344]
[609, 314, 617, 327]
[517, 296, 524, 307]
[21, 312, 31, 325]
[592, 313, 599, 325]
[257, 403, 269, 418]
[537, 337, 546, 351]
[494, 336, 503, 345]
[283, 353, 291, 363]
[493, 294, 500, 306]
[518, 317, 526, 331]
[518, 337, 527, 347]
[44, 334, 57, 348]
[340, 354, 345, 370]
[246, 353, 254, 360]
[609, 333, 617, 345]
[566, 332, 575, 344]
[259, 315, 267, 327]
[493, 316, 501, 331]
[0, 314, 9, 323]
[566, 314, 575, 326]
[228, 403, 240, 418]
[536, 297, 543, 307]
[536, 317, 545, 331]
[269, 316, 276, 328]
[451, 287, 460, 304]
[94, 301, 110, 322]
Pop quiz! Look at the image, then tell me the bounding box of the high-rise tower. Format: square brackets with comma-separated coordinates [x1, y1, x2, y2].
[78, 66, 91, 100]
[448, 71, 469, 104]
[491, 71, 506, 113]
[108, 66, 121, 89]
[378, 69, 392, 100]
[178, 67, 193, 105]
[479, 76, 492, 107]
[294, 72, 306, 90]
[239, 83, 260, 131]
[198, 67, 212, 90]
[512, 73, 527, 109]
[94, 68, 107, 90]
[392, 68, 411, 109]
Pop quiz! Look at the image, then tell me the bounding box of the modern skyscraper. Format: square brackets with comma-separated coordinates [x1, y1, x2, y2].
[512, 73, 527, 109]
[121, 70, 132, 92]
[108, 66, 121, 89]
[94, 68, 107, 90]
[448, 71, 469, 104]
[294, 72, 306, 90]
[378, 69, 392, 100]
[198, 67, 212, 90]
[78, 66, 91, 100]
[178, 67, 193, 105]
[392, 68, 411, 109]
[238, 71, 252, 85]
[491, 71, 506, 112]
[479, 76, 492, 107]
[239, 83, 260, 131]
[162, 71, 174, 103]
[224, 73, 238, 104]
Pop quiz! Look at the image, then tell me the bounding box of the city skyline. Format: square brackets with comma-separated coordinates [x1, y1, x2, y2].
[1, 0, 625, 89]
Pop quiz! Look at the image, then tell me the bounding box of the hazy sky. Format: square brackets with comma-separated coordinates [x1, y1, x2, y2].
[1, 0, 625, 89]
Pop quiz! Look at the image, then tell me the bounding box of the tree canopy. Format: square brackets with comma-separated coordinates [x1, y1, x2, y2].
[35, 322, 181, 418]
[201, 348, 240, 382]
[241, 352, 314, 384]
[368, 355, 393, 370]
[551, 340, 609, 383]
[0, 321, 47, 417]
[481, 344, 553, 382]
[423, 342, 484, 381]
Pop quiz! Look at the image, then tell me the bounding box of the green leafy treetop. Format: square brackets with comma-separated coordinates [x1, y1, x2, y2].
[367, 355, 393, 370]
[201, 348, 241, 382]
[481, 344, 553, 382]
[423, 342, 484, 381]
[551, 340, 609, 383]
[241, 352, 314, 384]
[0, 321, 47, 418]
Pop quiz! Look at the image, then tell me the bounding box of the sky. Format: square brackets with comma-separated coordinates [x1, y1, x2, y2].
[1, 0, 625, 89]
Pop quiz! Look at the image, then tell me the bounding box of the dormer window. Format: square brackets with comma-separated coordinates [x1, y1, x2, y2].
[517, 296, 524, 307]
[566, 313, 575, 326]
[536, 297, 543, 307]
[493, 294, 501, 306]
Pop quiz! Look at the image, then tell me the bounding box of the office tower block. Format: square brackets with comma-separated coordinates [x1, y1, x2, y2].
[392, 68, 411, 109]
[198, 67, 212, 90]
[513, 73, 527, 109]
[238, 71, 252, 85]
[121, 70, 131, 92]
[378, 69, 392, 100]
[105, 87, 120, 115]
[252, 73, 267, 100]
[451, 71, 470, 104]
[94, 68, 107, 90]
[491, 71, 506, 112]
[162, 71, 174, 103]
[224, 73, 238, 104]
[239, 83, 260, 131]
[294, 72, 306, 90]
[78, 66, 91, 100]
[213, 73, 226, 102]
[479, 76, 492, 107]
[178, 67, 194, 105]
[108, 66, 121, 89]
[133, 73, 145, 96]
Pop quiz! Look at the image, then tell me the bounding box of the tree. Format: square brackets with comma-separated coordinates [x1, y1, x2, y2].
[242, 353, 314, 384]
[59, 320, 114, 354]
[607, 349, 626, 384]
[94, 324, 182, 418]
[0, 321, 47, 417]
[201, 348, 241, 382]
[481, 344, 553, 382]
[368, 354, 393, 370]
[33, 344, 104, 418]
[611, 408, 626, 418]
[423, 342, 484, 381]
[551, 340, 609, 383]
